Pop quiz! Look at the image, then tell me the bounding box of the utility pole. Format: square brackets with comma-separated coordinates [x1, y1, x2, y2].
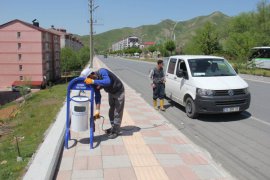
[88, 0, 99, 68]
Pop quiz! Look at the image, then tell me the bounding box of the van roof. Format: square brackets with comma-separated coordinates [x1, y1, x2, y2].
[169, 55, 224, 60]
[252, 46, 270, 49]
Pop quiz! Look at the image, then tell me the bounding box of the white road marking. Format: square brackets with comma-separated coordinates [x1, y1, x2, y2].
[251, 115, 270, 127]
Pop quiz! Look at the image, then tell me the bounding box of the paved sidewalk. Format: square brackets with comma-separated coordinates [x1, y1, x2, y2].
[55, 58, 233, 180]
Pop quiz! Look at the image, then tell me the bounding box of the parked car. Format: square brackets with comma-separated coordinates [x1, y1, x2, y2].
[165, 55, 251, 118]
[12, 85, 31, 93]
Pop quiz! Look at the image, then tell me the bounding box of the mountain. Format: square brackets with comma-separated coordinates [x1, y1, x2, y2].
[79, 11, 230, 52]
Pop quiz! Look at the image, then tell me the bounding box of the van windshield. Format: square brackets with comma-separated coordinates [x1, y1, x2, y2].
[188, 58, 236, 77]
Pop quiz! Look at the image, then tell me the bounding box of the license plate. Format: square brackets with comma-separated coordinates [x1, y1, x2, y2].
[223, 107, 240, 112]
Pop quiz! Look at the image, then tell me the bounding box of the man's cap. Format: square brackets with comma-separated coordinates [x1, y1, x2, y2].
[80, 68, 95, 78]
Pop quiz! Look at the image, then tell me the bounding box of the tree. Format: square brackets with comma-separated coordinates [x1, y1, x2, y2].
[78, 46, 90, 69]
[165, 40, 176, 55]
[195, 22, 221, 55]
[148, 45, 156, 53]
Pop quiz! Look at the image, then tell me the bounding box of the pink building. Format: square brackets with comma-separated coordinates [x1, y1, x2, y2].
[0, 19, 61, 88]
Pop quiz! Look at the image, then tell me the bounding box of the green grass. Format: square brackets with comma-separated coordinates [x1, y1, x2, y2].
[0, 83, 67, 180]
[231, 62, 270, 77]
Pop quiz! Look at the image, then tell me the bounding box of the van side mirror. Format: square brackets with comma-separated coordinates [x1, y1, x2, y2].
[176, 70, 184, 78]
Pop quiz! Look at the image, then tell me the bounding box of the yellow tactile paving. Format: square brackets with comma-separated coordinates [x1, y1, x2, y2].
[122, 111, 169, 179]
[134, 166, 169, 180]
[124, 145, 152, 155]
[129, 154, 159, 167]
[122, 135, 146, 145]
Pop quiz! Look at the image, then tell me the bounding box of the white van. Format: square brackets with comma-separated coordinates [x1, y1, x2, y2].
[165, 55, 251, 118]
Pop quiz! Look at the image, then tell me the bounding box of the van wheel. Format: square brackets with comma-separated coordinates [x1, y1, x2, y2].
[185, 97, 198, 119]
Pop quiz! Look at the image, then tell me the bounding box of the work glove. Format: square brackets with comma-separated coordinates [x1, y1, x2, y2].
[94, 110, 100, 120]
[151, 83, 156, 89]
[85, 78, 94, 85]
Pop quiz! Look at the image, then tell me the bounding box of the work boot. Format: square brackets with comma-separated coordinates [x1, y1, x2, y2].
[108, 125, 120, 139]
[105, 127, 112, 134]
[153, 100, 158, 110]
[160, 99, 165, 111]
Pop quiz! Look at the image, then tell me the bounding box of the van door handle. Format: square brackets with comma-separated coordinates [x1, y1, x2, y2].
[174, 76, 177, 79]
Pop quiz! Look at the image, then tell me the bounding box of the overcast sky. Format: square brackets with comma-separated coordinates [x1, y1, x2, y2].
[0, 0, 261, 35]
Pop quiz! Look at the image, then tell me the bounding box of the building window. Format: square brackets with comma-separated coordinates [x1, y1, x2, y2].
[18, 43, 21, 49]
[17, 32, 21, 38]
[18, 54, 22, 60]
[19, 65, 23, 71]
[20, 76, 23, 81]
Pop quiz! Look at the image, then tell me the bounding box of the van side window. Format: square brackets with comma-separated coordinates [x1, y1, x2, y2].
[177, 60, 187, 71]
[168, 58, 177, 74]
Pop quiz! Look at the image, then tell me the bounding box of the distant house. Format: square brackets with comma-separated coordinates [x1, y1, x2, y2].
[48, 27, 83, 51]
[141, 41, 156, 49]
[112, 36, 140, 51]
[0, 19, 61, 88]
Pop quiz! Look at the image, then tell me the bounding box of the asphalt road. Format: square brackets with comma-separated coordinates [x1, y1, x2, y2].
[99, 56, 270, 180]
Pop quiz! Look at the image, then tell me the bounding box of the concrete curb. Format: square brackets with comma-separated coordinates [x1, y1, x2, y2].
[23, 103, 66, 180]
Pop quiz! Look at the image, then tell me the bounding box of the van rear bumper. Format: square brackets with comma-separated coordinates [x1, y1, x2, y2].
[194, 94, 251, 114]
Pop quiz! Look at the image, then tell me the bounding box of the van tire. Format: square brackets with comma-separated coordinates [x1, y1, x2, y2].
[185, 97, 198, 119]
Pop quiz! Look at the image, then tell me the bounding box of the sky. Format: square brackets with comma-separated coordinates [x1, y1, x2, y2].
[0, 0, 261, 36]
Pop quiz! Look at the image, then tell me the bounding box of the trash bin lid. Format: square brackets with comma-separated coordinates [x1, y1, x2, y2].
[71, 96, 89, 102]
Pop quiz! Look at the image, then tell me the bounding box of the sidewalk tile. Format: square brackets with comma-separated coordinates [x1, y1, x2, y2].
[172, 144, 198, 153]
[104, 168, 137, 180]
[102, 155, 132, 168]
[134, 166, 169, 180]
[104, 168, 119, 180]
[88, 155, 102, 170]
[59, 157, 74, 171]
[140, 130, 160, 137]
[149, 144, 176, 154]
[118, 167, 137, 180]
[76, 148, 101, 156]
[192, 165, 224, 179]
[73, 156, 88, 170]
[159, 130, 181, 137]
[56, 170, 71, 180]
[164, 165, 200, 180]
[129, 154, 159, 167]
[101, 145, 127, 156]
[154, 154, 183, 167]
[163, 136, 186, 144]
[180, 153, 209, 165]
[101, 136, 124, 145]
[63, 148, 76, 157]
[71, 169, 103, 179]
[143, 137, 166, 144]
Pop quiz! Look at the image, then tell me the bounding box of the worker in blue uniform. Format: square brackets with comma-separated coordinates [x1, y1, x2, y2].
[81, 68, 125, 139]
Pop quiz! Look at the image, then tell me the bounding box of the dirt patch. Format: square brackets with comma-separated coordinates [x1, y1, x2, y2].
[0, 105, 18, 120]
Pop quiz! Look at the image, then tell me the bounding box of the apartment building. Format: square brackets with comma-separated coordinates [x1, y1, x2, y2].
[0, 19, 61, 88]
[48, 27, 83, 51]
[112, 36, 140, 51]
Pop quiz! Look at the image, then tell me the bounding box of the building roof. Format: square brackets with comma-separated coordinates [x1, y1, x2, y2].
[0, 19, 60, 36]
[12, 81, 43, 87]
[144, 42, 155, 45]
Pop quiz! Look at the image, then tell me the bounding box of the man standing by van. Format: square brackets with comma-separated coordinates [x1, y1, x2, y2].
[81, 68, 125, 139]
[149, 60, 166, 111]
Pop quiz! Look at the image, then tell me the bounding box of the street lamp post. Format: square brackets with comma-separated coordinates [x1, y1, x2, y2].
[171, 21, 179, 41]
[88, 0, 99, 68]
